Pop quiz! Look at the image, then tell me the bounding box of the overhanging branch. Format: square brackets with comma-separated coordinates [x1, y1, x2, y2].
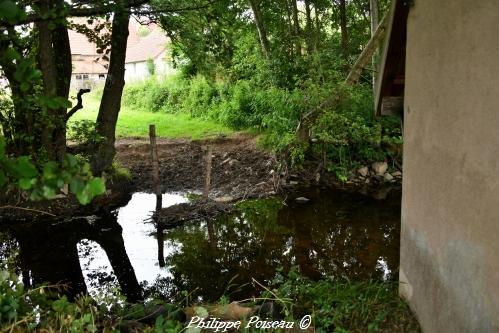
[0, 0, 219, 27]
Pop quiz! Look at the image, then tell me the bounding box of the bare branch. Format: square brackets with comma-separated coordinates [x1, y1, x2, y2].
[0, 205, 56, 217]
[66, 88, 91, 120]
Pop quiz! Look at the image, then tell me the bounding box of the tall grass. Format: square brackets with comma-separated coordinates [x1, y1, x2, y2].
[68, 84, 232, 139]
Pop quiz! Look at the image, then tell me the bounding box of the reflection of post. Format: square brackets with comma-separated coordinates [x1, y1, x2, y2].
[203, 145, 213, 200]
[151, 125, 164, 267]
[206, 220, 218, 252]
[156, 194, 165, 267]
[149, 124, 161, 196]
[157, 226, 165, 267]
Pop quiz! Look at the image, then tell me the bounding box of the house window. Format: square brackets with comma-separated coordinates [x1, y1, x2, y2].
[83, 74, 89, 80]
[75, 74, 82, 80]
[98, 74, 105, 79]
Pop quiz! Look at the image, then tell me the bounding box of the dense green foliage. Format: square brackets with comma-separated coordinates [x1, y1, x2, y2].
[0, 1, 107, 204]
[266, 269, 419, 333]
[0, 269, 183, 333]
[121, 73, 402, 179]
[1, 267, 418, 332]
[0, 137, 104, 204]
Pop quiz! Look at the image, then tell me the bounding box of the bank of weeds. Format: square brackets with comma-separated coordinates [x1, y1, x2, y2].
[0, 267, 419, 332]
[119, 74, 402, 180]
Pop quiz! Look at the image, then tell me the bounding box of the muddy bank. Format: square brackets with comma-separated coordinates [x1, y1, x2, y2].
[116, 133, 277, 200]
[116, 133, 401, 199]
[0, 133, 400, 221]
[0, 133, 272, 221]
[153, 200, 234, 229]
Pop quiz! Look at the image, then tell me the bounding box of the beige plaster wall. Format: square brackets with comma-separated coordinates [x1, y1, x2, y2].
[400, 0, 499, 331]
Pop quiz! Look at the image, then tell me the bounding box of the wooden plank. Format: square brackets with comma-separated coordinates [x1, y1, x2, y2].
[374, 0, 409, 116]
[381, 96, 404, 116]
[346, 13, 388, 85]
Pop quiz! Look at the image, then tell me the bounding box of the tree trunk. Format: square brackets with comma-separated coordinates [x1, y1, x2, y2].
[248, 0, 270, 58]
[290, 0, 301, 55]
[0, 1, 71, 160]
[284, 0, 294, 56]
[91, 2, 131, 175]
[369, 0, 379, 91]
[304, 0, 314, 54]
[338, 0, 348, 59]
[37, 0, 72, 162]
[37, 3, 58, 160]
[52, 0, 73, 161]
[314, 5, 321, 51]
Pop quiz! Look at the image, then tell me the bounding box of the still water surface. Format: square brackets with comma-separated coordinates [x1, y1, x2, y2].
[0, 187, 401, 302]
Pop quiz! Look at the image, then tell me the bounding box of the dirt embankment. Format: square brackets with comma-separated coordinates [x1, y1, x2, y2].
[0, 133, 400, 221]
[0, 133, 276, 221]
[116, 133, 277, 200]
[116, 132, 401, 202]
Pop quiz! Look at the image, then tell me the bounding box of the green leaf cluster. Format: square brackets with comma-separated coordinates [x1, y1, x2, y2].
[0, 0, 26, 24]
[0, 138, 105, 205]
[263, 268, 420, 333]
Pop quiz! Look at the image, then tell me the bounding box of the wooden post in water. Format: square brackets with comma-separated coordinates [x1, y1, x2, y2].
[149, 124, 161, 197]
[150, 124, 165, 266]
[203, 145, 213, 200]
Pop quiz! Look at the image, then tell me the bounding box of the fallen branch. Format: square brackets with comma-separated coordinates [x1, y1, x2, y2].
[0, 205, 56, 217]
[66, 88, 91, 120]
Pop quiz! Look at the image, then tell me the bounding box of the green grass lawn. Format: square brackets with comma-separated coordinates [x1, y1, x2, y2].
[69, 90, 233, 139]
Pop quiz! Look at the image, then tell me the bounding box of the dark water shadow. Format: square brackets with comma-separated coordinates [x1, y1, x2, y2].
[2, 213, 143, 302]
[147, 187, 401, 302]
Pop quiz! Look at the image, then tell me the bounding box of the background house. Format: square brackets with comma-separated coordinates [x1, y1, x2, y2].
[124, 26, 176, 82]
[69, 27, 108, 90]
[69, 20, 175, 90]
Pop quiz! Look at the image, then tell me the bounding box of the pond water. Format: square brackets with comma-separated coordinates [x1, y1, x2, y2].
[0, 187, 401, 303]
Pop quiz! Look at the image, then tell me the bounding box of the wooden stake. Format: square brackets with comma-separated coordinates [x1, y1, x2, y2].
[203, 145, 213, 200]
[149, 124, 161, 196]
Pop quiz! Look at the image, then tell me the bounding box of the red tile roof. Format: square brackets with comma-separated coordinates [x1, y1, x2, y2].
[68, 19, 168, 74]
[125, 27, 168, 63]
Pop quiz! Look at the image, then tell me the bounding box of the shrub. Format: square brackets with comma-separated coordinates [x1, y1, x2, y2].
[183, 75, 216, 118]
[122, 75, 190, 114]
[265, 268, 420, 333]
[67, 120, 103, 146]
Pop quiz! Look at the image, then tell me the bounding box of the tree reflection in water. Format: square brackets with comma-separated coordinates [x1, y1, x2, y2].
[149, 188, 401, 303]
[0, 187, 400, 303]
[4, 213, 143, 302]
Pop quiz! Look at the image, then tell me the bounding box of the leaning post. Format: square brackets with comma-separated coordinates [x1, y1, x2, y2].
[203, 145, 213, 200]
